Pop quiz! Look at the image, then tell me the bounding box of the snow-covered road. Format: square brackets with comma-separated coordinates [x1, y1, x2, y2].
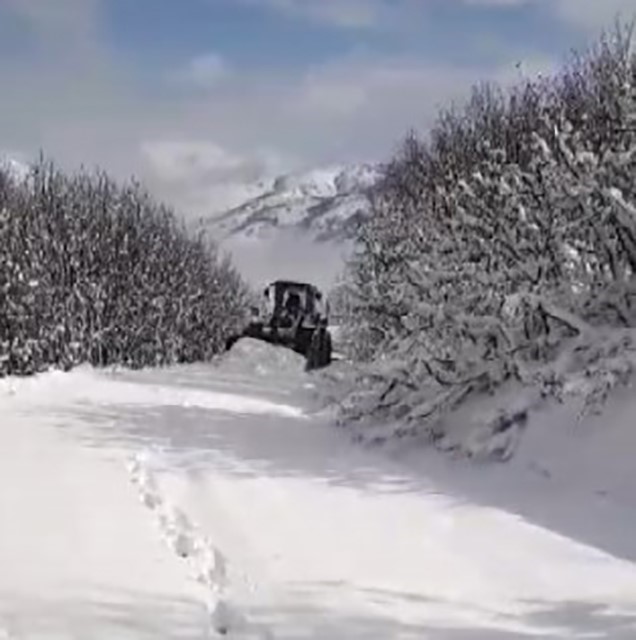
[2, 340, 636, 638]
[0, 380, 206, 639]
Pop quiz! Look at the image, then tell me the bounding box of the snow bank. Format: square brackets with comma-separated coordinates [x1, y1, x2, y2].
[0, 380, 208, 639]
[318, 354, 636, 509]
[221, 337, 306, 378]
[321, 326, 636, 456]
[2, 352, 636, 638]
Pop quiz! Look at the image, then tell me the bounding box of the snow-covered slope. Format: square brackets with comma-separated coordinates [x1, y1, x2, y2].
[201, 164, 380, 244]
[2, 342, 636, 638]
[0, 155, 29, 183]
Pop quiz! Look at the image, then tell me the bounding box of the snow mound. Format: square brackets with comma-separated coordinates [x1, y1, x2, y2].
[221, 338, 306, 377]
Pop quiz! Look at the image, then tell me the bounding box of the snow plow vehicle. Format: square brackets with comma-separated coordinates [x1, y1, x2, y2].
[225, 280, 333, 370]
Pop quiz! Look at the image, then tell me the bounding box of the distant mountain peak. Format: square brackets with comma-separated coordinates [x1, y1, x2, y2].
[0, 155, 30, 183]
[200, 163, 382, 244]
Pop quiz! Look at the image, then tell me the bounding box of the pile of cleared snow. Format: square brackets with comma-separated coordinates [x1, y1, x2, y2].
[221, 337, 306, 377]
[318, 330, 636, 473]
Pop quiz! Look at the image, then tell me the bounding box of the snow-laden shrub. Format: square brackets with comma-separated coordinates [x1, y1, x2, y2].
[338, 23, 636, 443]
[0, 159, 248, 376]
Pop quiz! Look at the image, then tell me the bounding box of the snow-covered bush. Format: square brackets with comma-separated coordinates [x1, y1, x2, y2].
[338, 24, 636, 443]
[0, 158, 248, 376]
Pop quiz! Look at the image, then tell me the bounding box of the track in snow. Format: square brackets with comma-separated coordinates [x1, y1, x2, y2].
[2, 339, 636, 638]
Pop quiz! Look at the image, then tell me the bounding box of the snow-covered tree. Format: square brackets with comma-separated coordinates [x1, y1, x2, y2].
[0, 158, 248, 376]
[339, 23, 636, 441]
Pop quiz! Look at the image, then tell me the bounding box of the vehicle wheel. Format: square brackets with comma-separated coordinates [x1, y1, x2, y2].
[294, 327, 312, 356]
[306, 328, 331, 371]
[225, 334, 240, 351]
[321, 330, 333, 367]
[244, 322, 264, 339]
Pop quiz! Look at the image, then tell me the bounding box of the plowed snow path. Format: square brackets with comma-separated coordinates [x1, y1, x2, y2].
[2, 343, 636, 638]
[0, 378, 207, 639]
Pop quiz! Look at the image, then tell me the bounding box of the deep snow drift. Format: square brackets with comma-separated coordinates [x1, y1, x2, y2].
[1, 339, 636, 638]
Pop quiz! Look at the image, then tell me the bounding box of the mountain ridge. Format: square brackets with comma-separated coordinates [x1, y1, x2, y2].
[200, 163, 381, 244]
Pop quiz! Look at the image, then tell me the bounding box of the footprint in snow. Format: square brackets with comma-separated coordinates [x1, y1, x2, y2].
[140, 487, 163, 509]
[159, 506, 197, 557]
[164, 525, 195, 558]
[209, 599, 249, 637]
[195, 542, 228, 589]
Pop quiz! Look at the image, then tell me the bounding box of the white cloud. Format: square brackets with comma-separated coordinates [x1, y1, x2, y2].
[240, 0, 394, 28]
[224, 229, 351, 290]
[171, 53, 229, 90]
[281, 0, 388, 28]
[141, 140, 291, 188]
[0, 0, 569, 223]
[291, 73, 368, 117]
[2, 0, 101, 51]
[141, 141, 245, 183]
[140, 140, 293, 214]
[243, 0, 504, 30]
[552, 0, 636, 32]
[464, 0, 527, 6]
[286, 53, 532, 130]
[0, 48, 555, 217]
[134, 52, 558, 217]
[467, 0, 636, 31]
[243, 0, 635, 32]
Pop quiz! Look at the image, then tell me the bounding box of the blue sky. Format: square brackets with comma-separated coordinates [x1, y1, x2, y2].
[102, 0, 565, 71]
[0, 0, 633, 216]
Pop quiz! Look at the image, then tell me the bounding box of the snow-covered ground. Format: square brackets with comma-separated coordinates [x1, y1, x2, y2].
[1, 339, 636, 638]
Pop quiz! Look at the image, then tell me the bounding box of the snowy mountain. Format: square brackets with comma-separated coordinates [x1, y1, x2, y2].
[200, 163, 381, 244]
[0, 155, 29, 183]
